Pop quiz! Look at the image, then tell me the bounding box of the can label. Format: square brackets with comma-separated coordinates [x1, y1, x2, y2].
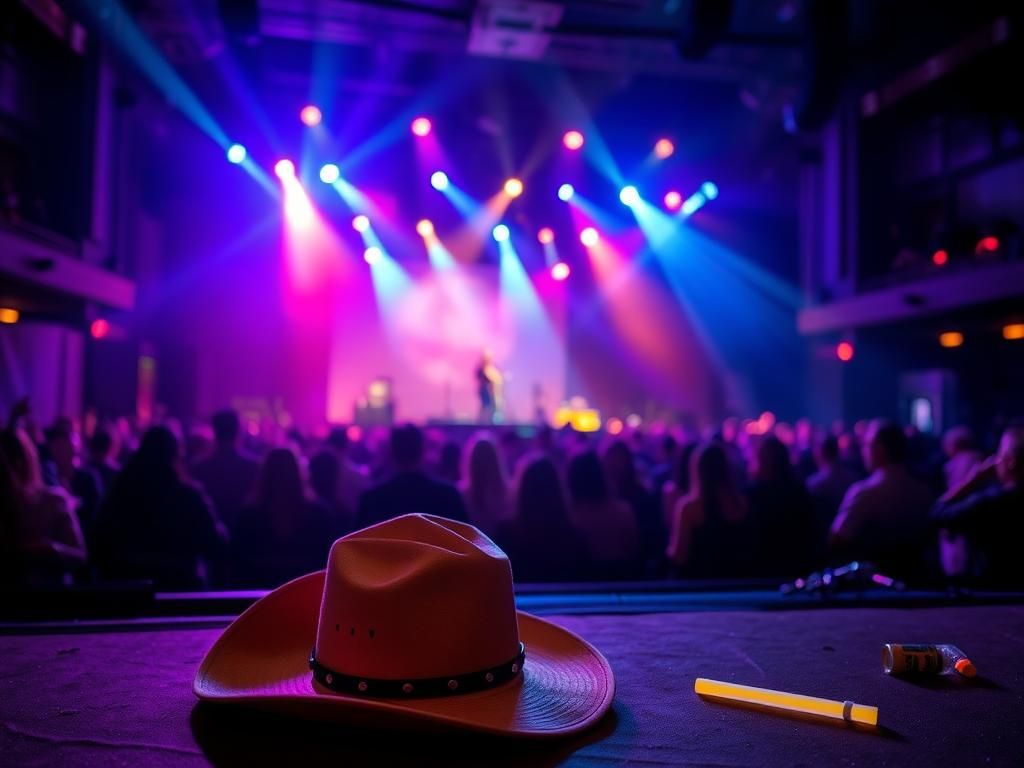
[887, 644, 941, 675]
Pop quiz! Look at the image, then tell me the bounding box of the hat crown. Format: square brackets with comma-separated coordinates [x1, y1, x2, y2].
[314, 514, 520, 681]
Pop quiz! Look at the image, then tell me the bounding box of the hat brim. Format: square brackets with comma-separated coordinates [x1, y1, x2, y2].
[194, 572, 614, 738]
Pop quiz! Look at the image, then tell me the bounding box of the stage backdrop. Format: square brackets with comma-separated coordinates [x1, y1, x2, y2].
[327, 262, 567, 424]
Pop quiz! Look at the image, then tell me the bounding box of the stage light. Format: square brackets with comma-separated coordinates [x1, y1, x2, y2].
[619, 185, 640, 206]
[701, 181, 719, 200]
[654, 138, 674, 159]
[551, 261, 570, 281]
[352, 214, 370, 232]
[300, 105, 322, 127]
[492, 224, 510, 242]
[939, 331, 964, 348]
[580, 227, 599, 247]
[226, 143, 246, 164]
[504, 177, 523, 198]
[563, 130, 584, 150]
[274, 159, 295, 179]
[932, 249, 949, 266]
[430, 171, 450, 191]
[537, 227, 554, 245]
[90, 318, 110, 340]
[836, 341, 854, 362]
[1004, 323, 1024, 340]
[681, 191, 706, 215]
[664, 190, 682, 211]
[363, 246, 382, 264]
[411, 116, 432, 137]
[416, 219, 434, 237]
[0, 307, 19, 324]
[606, 417, 624, 435]
[557, 183, 575, 202]
[976, 236, 1000, 254]
[319, 163, 340, 184]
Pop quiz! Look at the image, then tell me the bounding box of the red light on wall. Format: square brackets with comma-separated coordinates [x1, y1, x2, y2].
[90, 319, 110, 339]
[975, 236, 1000, 255]
[932, 249, 948, 266]
[836, 341, 854, 362]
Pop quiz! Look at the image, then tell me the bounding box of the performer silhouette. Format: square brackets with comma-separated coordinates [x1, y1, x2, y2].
[475, 350, 503, 424]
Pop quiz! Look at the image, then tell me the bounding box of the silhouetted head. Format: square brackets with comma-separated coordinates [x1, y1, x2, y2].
[690, 442, 737, 501]
[567, 450, 609, 505]
[942, 426, 975, 459]
[211, 409, 241, 447]
[865, 420, 907, 471]
[390, 423, 425, 471]
[464, 433, 506, 493]
[326, 426, 349, 454]
[88, 425, 115, 462]
[815, 434, 840, 467]
[602, 439, 636, 495]
[752, 436, 795, 484]
[253, 448, 305, 510]
[309, 449, 340, 503]
[997, 426, 1024, 487]
[514, 453, 570, 528]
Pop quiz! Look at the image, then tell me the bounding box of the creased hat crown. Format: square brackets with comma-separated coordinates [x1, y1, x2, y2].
[313, 514, 520, 681]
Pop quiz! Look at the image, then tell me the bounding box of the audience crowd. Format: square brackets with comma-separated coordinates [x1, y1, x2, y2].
[2, 397, 1022, 591]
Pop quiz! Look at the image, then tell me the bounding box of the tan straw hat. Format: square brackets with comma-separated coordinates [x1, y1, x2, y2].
[195, 514, 614, 737]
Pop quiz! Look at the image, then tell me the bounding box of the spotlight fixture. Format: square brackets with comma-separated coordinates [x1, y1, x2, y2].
[557, 183, 575, 202]
[664, 190, 682, 211]
[352, 215, 370, 232]
[932, 249, 949, 266]
[411, 116, 432, 137]
[551, 262, 570, 281]
[416, 219, 434, 237]
[226, 143, 247, 164]
[273, 159, 295, 179]
[0, 307, 19, 324]
[430, 171, 450, 191]
[537, 227, 555, 245]
[701, 181, 719, 200]
[579, 227, 599, 247]
[319, 163, 340, 184]
[300, 105, 322, 127]
[654, 138, 674, 159]
[492, 224, 510, 242]
[835, 341, 854, 362]
[681, 192, 706, 215]
[563, 130, 584, 150]
[504, 178, 524, 198]
[619, 185, 640, 206]
[363, 246, 383, 264]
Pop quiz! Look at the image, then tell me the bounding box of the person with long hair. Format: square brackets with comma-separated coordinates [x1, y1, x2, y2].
[747, 435, 813, 576]
[566, 450, 640, 579]
[459, 432, 510, 536]
[662, 441, 698, 531]
[1, 428, 87, 584]
[495, 453, 588, 582]
[603, 439, 664, 575]
[95, 426, 226, 589]
[666, 441, 752, 577]
[232, 448, 333, 587]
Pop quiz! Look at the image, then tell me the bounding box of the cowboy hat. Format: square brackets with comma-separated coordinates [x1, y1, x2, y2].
[194, 514, 614, 737]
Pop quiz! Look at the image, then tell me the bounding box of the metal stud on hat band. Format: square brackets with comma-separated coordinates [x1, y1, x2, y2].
[310, 643, 526, 699]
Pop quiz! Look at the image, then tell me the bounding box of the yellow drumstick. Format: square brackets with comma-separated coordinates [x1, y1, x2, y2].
[694, 677, 878, 726]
